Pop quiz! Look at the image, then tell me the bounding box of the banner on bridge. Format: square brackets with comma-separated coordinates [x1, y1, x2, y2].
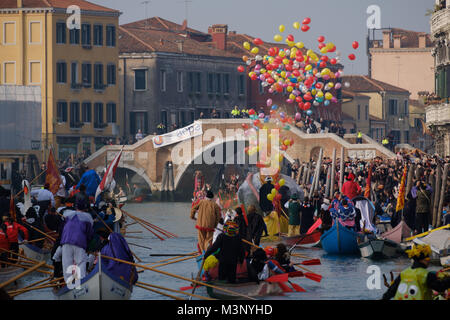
[152, 121, 202, 149]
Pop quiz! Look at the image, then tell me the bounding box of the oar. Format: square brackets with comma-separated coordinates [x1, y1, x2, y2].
[0, 260, 52, 275]
[149, 254, 201, 269]
[0, 261, 46, 289]
[293, 259, 321, 266]
[146, 251, 198, 265]
[121, 209, 177, 238]
[9, 282, 61, 298]
[127, 242, 152, 250]
[135, 283, 185, 300]
[136, 281, 215, 301]
[404, 224, 449, 242]
[290, 252, 315, 260]
[288, 230, 321, 253]
[0, 248, 54, 270]
[149, 253, 198, 257]
[20, 221, 56, 242]
[190, 254, 206, 299]
[18, 237, 47, 245]
[100, 254, 256, 300]
[295, 265, 322, 283]
[14, 169, 47, 199]
[265, 273, 306, 292]
[121, 210, 165, 241]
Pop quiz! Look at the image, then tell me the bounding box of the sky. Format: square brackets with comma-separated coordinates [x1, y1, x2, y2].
[93, 0, 435, 75]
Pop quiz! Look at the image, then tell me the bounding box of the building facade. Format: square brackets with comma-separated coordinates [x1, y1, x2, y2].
[119, 18, 246, 138]
[368, 27, 434, 100]
[427, 0, 450, 156]
[0, 0, 121, 161]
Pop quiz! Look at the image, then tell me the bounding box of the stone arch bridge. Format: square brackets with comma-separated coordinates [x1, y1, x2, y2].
[84, 119, 395, 192]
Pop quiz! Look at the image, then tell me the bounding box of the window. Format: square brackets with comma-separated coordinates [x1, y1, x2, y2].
[176, 71, 183, 92]
[365, 105, 368, 120]
[82, 63, 92, 86]
[134, 69, 147, 90]
[29, 61, 41, 84]
[195, 72, 201, 93]
[388, 99, 398, 115]
[56, 62, 67, 83]
[130, 112, 148, 134]
[106, 26, 116, 47]
[107, 64, 116, 85]
[56, 101, 68, 122]
[56, 22, 66, 44]
[161, 111, 168, 130]
[82, 102, 91, 123]
[94, 64, 104, 89]
[188, 72, 194, 92]
[160, 69, 166, 92]
[215, 73, 221, 93]
[404, 131, 409, 144]
[223, 74, 230, 94]
[238, 75, 245, 95]
[106, 103, 116, 123]
[81, 24, 91, 46]
[71, 62, 78, 86]
[403, 100, 408, 115]
[69, 28, 80, 44]
[357, 105, 361, 120]
[29, 22, 41, 44]
[93, 25, 103, 46]
[94, 103, 104, 126]
[70, 102, 80, 127]
[3, 22, 16, 45]
[207, 73, 214, 93]
[414, 118, 422, 129]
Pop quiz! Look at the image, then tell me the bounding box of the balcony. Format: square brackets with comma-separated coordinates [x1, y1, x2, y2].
[431, 5, 450, 38]
[70, 122, 84, 130]
[94, 83, 107, 92]
[426, 102, 450, 125]
[94, 122, 108, 130]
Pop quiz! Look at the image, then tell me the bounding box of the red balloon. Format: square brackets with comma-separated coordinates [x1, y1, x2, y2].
[352, 41, 359, 49]
[330, 58, 337, 65]
[237, 65, 245, 73]
[328, 46, 336, 53]
[253, 119, 260, 126]
[320, 55, 329, 62]
[301, 25, 310, 32]
[319, 61, 327, 68]
[348, 53, 356, 61]
[242, 123, 249, 130]
[253, 38, 263, 46]
[287, 34, 294, 42]
[317, 36, 325, 43]
[275, 193, 282, 201]
[274, 183, 280, 190]
[295, 96, 303, 103]
[303, 17, 311, 25]
[318, 43, 326, 50]
[250, 73, 258, 80]
[304, 102, 311, 110]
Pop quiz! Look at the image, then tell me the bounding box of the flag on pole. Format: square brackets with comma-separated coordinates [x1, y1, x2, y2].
[45, 149, 62, 194]
[364, 165, 372, 199]
[95, 147, 123, 201]
[396, 166, 408, 212]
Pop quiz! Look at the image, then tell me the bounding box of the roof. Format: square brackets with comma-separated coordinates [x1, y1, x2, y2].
[369, 115, 386, 122]
[121, 17, 208, 37]
[341, 75, 410, 94]
[119, 26, 239, 58]
[0, 0, 119, 12]
[342, 89, 371, 99]
[389, 28, 434, 48]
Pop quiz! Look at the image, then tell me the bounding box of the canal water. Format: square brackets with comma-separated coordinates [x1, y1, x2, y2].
[15, 202, 428, 300]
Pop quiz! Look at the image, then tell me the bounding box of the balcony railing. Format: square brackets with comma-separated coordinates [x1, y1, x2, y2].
[426, 102, 450, 124]
[431, 6, 450, 37]
[70, 122, 84, 129]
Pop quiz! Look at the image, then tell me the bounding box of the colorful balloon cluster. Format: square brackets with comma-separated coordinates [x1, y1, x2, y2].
[266, 178, 286, 202]
[238, 17, 359, 111]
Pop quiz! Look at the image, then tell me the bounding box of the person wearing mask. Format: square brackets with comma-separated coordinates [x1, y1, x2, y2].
[382, 244, 450, 300]
[190, 191, 221, 252]
[22, 207, 45, 249]
[333, 199, 357, 230]
[204, 220, 245, 284]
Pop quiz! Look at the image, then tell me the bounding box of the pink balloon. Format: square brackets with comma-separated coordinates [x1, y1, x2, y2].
[266, 98, 273, 107]
[295, 112, 301, 121]
[335, 82, 342, 90]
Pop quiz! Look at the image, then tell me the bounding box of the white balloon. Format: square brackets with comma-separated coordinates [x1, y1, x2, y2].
[246, 60, 252, 65]
[255, 55, 263, 61]
[344, 81, 350, 88]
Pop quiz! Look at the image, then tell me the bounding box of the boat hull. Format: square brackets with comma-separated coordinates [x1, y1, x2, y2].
[320, 221, 360, 254]
[281, 231, 322, 248]
[359, 239, 400, 259]
[54, 264, 133, 300]
[206, 281, 283, 300]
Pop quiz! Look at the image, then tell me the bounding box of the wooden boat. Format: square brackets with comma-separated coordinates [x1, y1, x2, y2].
[359, 238, 401, 260]
[19, 238, 52, 262]
[412, 228, 450, 266]
[320, 220, 361, 254]
[205, 280, 283, 300]
[381, 220, 412, 244]
[54, 259, 133, 300]
[281, 230, 322, 248]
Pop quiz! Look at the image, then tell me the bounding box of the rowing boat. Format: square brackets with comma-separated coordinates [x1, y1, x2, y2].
[281, 231, 322, 248]
[358, 238, 401, 260]
[320, 220, 361, 254]
[205, 280, 283, 300]
[53, 258, 133, 300]
[19, 238, 52, 262]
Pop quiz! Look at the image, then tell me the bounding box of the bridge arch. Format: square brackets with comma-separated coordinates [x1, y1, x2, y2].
[94, 163, 154, 190]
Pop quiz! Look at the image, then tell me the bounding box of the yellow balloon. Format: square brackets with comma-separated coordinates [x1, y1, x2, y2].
[305, 64, 312, 71]
[279, 50, 286, 57]
[311, 89, 317, 96]
[288, 88, 294, 94]
[267, 194, 274, 201]
[268, 57, 274, 64]
[278, 154, 283, 162]
[327, 82, 334, 88]
[261, 68, 267, 74]
[274, 34, 283, 42]
[307, 49, 313, 57]
[280, 71, 286, 78]
[282, 58, 290, 65]
[243, 42, 251, 50]
[320, 47, 328, 54]
[325, 92, 333, 100]
[295, 42, 304, 49]
[287, 41, 295, 47]
[279, 179, 285, 186]
[316, 91, 324, 98]
[279, 24, 285, 33]
[310, 53, 318, 61]
[289, 93, 295, 100]
[271, 188, 277, 195]
[251, 47, 259, 54]
[326, 42, 335, 50]
[284, 139, 290, 146]
[293, 21, 300, 30]
[321, 68, 330, 76]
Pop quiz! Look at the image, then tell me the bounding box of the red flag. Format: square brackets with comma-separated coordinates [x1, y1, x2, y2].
[95, 148, 123, 201]
[364, 165, 372, 198]
[396, 166, 408, 212]
[45, 149, 62, 194]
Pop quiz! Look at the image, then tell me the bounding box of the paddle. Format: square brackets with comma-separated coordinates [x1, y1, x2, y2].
[288, 230, 321, 253]
[137, 281, 215, 301]
[0, 261, 46, 289]
[266, 273, 305, 292]
[295, 264, 323, 283]
[294, 259, 321, 266]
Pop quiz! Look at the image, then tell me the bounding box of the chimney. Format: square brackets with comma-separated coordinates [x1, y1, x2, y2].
[418, 33, 427, 48]
[181, 19, 187, 31]
[393, 34, 402, 49]
[208, 24, 228, 50]
[382, 30, 391, 49]
[17, 0, 23, 8]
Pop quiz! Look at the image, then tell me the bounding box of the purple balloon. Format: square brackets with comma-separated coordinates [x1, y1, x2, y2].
[335, 82, 342, 90]
[259, 113, 265, 118]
